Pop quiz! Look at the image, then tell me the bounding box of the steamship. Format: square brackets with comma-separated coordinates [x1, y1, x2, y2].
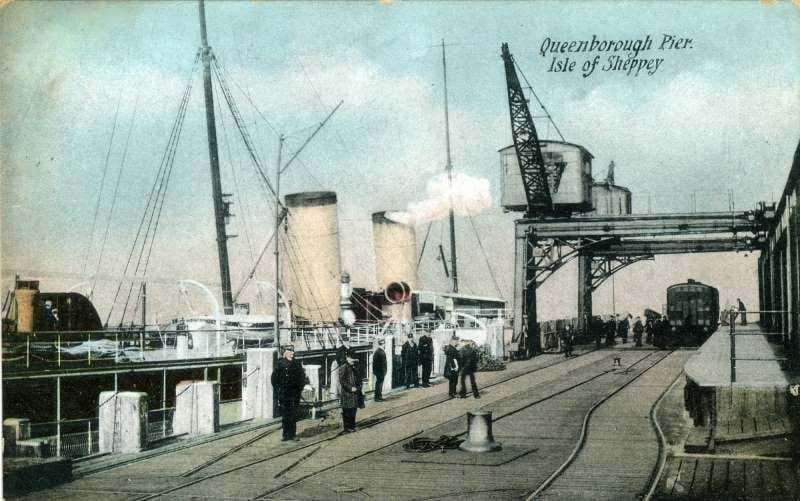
[1, 1, 510, 460]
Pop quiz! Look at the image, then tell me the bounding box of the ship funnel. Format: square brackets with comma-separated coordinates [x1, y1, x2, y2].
[372, 211, 417, 321]
[372, 211, 418, 291]
[13, 280, 40, 333]
[283, 192, 341, 324]
[384, 281, 412, 304]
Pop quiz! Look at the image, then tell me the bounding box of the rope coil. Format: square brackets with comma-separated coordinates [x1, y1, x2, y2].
[402, 435, 463, 453]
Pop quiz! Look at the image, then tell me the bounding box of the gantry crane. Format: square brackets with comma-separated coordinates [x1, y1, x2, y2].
[500, 42, 552, 217]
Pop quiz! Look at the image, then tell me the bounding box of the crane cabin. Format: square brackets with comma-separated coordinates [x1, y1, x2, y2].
[499, 140, 594, 213]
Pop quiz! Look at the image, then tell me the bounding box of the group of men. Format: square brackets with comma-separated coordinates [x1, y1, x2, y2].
[592, 313, 669, 348]
[272, 330, 483, 442]
[399, 331, 434, 389]
[271, 339, 365, 441]
[395, 330, 480, 398]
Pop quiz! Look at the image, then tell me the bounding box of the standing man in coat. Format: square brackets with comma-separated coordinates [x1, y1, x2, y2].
[559, 325, 574, 358]
[339, 350, 360, 433]
[618, 314, 630, 344]
[737, 298, 747, 326]
[633, 316, 644, 347]
[645, 317, 655, 345]
[458, 340, 480, 399]
[418, 329, 434, 388]
[605, 316, 616, 347]
[654, 316, 669, 348]
[271, 345, 307, 441]
[592, 316, 604, 348]
[372, 338, 387, 402]
[401, 332, 419, 389]
[336, 332, 352, 367]
[443, 335, 460, 398]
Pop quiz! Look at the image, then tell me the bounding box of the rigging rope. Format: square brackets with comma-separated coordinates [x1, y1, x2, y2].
[467, 214, 504, 298]
[218, 58, 281, 139]
[216, 83, 258, 264]
[211, 56, 278, 203]
[83, 91, 123, 276]
[281, 228, 334, 320]
[294, 55, 353, 186]
[106, 51, 200, 326]
[513, 59, 566, 142]
[91, 91, 141, 299]
[350, 291, 382, 322]
[126, 79, 192, 320]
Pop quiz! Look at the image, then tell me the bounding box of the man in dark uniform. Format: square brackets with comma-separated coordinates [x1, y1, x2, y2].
[270, 345, 307, 441]
[645, 317, 655, 345]
[560, 325, 574, 358]
[458, 340, 480, 399]
[737, 298, 747, 326]
[372, 338, 387, 402]
[339, 350, 360, 433]
[336, 332, 359, 385]
[401, 332, 419, 389]
[618, 314, 630, 344]
[336, 332, 352, 367]
[654, 316, 668, 348]
[418, 329, 434, 387]
[605, 316, 616, 347]
[443, 335, 460, 398]
[633, 316, 644, 347]
[592, 316, 604, 348]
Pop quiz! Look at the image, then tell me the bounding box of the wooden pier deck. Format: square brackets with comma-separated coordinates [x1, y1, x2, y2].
[11, 347, 698, 500]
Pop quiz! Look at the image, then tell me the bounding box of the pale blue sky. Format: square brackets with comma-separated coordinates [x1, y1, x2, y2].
[1, 1, 798, 323]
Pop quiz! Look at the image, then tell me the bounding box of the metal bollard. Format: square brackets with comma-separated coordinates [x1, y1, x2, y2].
[459, 411, 501, 452]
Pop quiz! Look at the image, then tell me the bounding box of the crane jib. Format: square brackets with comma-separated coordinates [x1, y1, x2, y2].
[501, 43, 553, 215]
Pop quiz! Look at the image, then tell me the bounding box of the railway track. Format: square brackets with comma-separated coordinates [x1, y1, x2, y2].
[51, 349, 683, 501]
[123, 348, 615, 500]
[251, 353, 653, 500]
[252, 353, 669, 500]
[74, 347, 600, 480]
[525, 350, 681, 500]
[258, 351, 676, 501]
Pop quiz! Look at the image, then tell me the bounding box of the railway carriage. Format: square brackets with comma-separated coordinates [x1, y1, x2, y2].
[666, 279, 719, 346]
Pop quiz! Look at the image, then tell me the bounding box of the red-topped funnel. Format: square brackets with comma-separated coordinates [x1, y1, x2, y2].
[384, 281, 412, 304]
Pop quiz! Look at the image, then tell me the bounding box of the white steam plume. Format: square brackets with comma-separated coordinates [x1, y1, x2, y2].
[386, 172, 492, 226]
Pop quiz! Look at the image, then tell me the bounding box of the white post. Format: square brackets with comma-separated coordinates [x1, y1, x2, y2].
[383, 335, 394, 396]
[173, 381, 220, 436]
[242, 348, 278, 420]
[98, 392, 148, 454]
[303, 365, 321, 403]
[329, 359, 340, 399]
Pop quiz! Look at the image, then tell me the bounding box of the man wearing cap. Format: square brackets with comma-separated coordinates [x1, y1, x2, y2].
[372, 338, 387, 402]
[401, 332, 419, 389]
[418, 329, 434, 388]
[339, 349, 360, 433]
[336, 332, 352, 367]
[271, 345, 307, 441]
[617, 314, 629, 344]
[443, 336, 460, 398]
[458, 340, 480, 399]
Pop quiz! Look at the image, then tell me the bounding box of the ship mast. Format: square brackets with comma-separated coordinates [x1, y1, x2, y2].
[198, 0, 234, 315]
[442, 40, 458, 293]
